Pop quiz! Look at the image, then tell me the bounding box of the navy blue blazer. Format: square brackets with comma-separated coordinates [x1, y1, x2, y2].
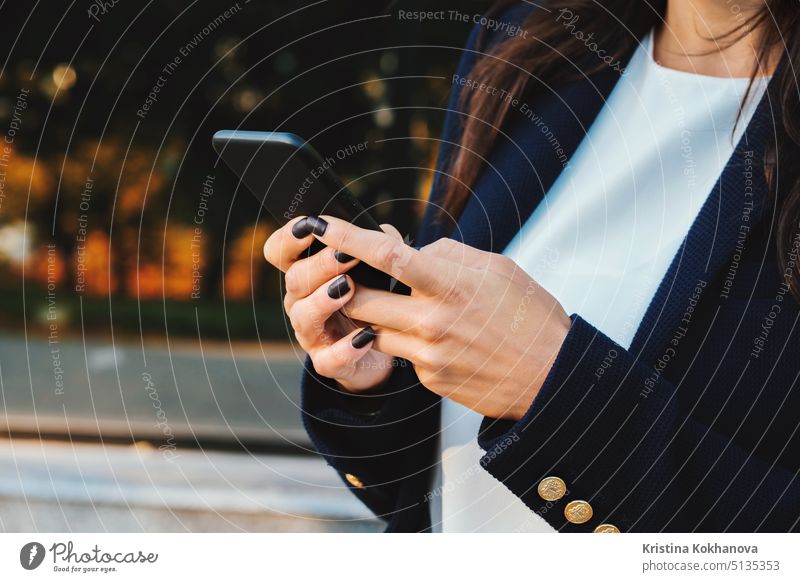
[300, 3, 800, 532]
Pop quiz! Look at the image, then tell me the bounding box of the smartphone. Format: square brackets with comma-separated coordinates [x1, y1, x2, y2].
[212, 130, 406, 293]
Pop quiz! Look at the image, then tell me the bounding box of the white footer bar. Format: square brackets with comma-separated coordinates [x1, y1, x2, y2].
[1, 533, 797, 581]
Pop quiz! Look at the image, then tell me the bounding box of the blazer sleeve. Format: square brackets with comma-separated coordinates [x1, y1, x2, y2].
[477, 314, 800, 532]
[301, 359, 439, 526]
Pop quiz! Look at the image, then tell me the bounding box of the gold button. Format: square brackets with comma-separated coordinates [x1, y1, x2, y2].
[564, 500, 593, 524]
[537, 476, 567, 501]
[594, 523, 620, 533]
[345, 473, 364, 489]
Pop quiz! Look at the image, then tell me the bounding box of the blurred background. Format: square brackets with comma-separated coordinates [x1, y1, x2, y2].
[0, 0, 490, 531]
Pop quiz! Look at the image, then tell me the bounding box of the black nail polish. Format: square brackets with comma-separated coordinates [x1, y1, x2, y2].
[305, 215, 328, 236]
[327, 275, 350, 299]
[334, 250, 354, 263]
[291, 217, 311, 238]
[352, 326, 376, 349]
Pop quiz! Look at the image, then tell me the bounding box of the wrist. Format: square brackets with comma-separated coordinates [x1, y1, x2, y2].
[333, 360, 401, 416]
[335, 358, 395, 394]
[508, 313, 573, 421]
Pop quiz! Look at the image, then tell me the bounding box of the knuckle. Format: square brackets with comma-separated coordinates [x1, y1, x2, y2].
[491, 254, 516, 276]
[417, 314, 448, 341]
[287, 303, 306, 335]
[283, 266, 303, 295]
[293, 329, 314, 352]
[311, 353, 336, 378]
[282, 292, 294, 314]
[290, 300, 323, 336]
[416, 346, 444, 370]
[416, 367, 445, 393]
[373, 238, 406, 273]
[263, 236, 276, 264]
[313, 349, 349, 379]
[440, 278, 466, 303]
[420, 237, 454, 257]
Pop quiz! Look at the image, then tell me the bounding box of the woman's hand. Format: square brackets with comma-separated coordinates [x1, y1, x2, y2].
[263, 216, 401, 392]
[305, 215, 572, 421]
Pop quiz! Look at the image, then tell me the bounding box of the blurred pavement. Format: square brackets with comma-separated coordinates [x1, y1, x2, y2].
[0, 439, 381, 532]
[0, 334, 311, 450]
[0, 334, 383, 532]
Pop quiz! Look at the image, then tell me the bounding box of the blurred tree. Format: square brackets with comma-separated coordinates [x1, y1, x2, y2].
[0, 0, 492, 337]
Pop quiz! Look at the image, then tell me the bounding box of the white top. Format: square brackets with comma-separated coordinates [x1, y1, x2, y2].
[430, 31, 768, 532]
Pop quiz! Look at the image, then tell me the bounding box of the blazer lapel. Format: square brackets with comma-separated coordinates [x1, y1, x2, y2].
[453, 65, 630, 253]
[630, 68, 783, 361]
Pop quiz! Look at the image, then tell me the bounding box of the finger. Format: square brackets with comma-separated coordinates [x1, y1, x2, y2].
[313, 215, 460, 295]
[368, 326, 429, 365]
[284, 246, 357, 303]
[263, 216, 322, 272]
[311, 326, 378, 380]
[342, 286, 424, 332]
[340, 324, 442, 375]
[330, 223, 402, 263]
[288, 273, 354, 351]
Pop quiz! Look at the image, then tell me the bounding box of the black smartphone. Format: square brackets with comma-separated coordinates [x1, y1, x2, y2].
[212, 130, 405, 293]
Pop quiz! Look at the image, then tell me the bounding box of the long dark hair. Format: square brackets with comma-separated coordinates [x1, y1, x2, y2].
[442, 0, 800, 298]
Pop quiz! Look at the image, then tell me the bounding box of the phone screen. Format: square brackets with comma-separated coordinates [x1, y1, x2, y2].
[212, 130, 382, 231]
[212, 130, 407, 293]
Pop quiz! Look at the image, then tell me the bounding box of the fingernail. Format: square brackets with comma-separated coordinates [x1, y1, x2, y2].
[327, 275, 350, 299]
[351, 326, 376, 349]
[305, 215, 328, 236]
[291, 216, 327, 238]
[291, 217, 311, 238]
[334, 250, 354, 263]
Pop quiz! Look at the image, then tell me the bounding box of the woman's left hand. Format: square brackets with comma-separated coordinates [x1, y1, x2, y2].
[309, 215, 572, 421]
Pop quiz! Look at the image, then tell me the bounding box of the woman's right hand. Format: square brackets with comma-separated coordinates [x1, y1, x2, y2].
[263, 215, 397, 392]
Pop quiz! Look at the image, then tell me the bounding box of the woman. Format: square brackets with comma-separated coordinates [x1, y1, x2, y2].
[264, 0, 800, 532]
